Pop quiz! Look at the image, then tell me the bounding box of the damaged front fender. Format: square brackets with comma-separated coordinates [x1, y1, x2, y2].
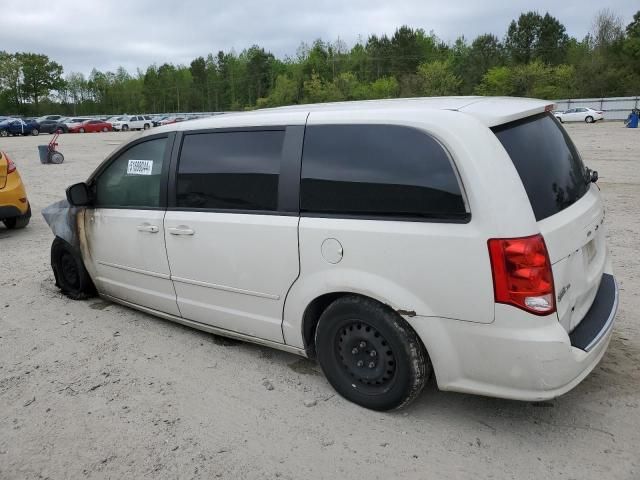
[41, 199, 83, 249]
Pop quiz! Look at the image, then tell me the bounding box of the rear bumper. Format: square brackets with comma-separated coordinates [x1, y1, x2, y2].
[569, 274, 617, 351]
[408, 274, 618, 401]
[0, 174, 29, 217]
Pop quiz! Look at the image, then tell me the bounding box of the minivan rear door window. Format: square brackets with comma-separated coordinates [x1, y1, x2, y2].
[300, 124, 468, 221]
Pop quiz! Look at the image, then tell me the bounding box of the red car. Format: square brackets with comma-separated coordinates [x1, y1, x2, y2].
[69, 120, 113, 133]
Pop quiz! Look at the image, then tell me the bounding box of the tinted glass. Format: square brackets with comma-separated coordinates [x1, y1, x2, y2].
[493, 112, 588, 221]
[95, 137, 167, 208]
[177, 130, 284, 211]
[300, 124, 467, 220]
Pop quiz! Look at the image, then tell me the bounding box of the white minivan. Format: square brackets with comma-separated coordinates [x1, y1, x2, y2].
[49, 97, 618, 410]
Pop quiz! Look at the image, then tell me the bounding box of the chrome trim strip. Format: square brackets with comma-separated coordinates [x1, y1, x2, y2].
[100, 294, 306, 357]
[171, 275, 280, 300]
[97, 261, 170, 280]
[584, 277, 619, 352]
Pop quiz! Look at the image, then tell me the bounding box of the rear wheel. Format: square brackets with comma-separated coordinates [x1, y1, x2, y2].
[102, 127, 108, 132]
[79, 127, 85, 133]
[0, 130, 8, 137]
[315, 295, 429, 411]
[31, 129, 39, 136]
[585, 116, 594, 124]
[51, 237, 96, 300]
[143, 123, 150, 130]
[3, 205, 31, 229]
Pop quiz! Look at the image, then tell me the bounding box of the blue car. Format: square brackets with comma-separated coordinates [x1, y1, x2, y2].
[0, 118, 40, 137]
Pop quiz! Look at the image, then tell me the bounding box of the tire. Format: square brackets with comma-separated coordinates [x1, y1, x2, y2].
[3, 205, 31, 229]
[0, 130, 8, 137]
[49, 151, 64, 164]
[121, 124, 129, 131]
[31, 129, 39, 136]
[585, 116, 594, 124]
[102, 127, 108, 132]
[51, 237, 96, 300]
[315, 295, 429, 411]
[79, 128, 85, 133]
[143, 123, 150, 130]
[56, 127, 64, 134]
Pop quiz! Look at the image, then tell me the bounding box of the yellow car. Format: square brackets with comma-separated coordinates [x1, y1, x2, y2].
[0, 150, 31, 229]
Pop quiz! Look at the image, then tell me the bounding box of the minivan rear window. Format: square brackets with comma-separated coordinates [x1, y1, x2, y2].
[492, 112, 588, 221]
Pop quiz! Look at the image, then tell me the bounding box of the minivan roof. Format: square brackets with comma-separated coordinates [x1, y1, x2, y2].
[150, 96, 554, 134]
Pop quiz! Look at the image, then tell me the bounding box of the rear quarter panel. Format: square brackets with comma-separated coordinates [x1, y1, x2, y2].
[282, 109, 540, 348]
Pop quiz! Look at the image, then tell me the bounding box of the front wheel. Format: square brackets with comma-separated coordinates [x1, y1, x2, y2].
[121, 124, 129, 131]
[315, 296, 429, 411]
[585, 116, 594, 124]
[51, 237, 96, 300]
[102, 127, 108, 132]
[143, 123, 150, 130]
[79, 128, 85, 133]
[0, 130, 8, 137]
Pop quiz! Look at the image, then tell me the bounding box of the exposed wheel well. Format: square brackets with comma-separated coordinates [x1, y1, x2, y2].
[302, 292, 346, 358]
[301, 292, 426, 360]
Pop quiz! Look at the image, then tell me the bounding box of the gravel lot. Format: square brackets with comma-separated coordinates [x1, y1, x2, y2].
[0, 123, 638, 479]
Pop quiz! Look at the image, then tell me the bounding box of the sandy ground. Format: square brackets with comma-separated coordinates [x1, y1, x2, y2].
[0, 123, 638, 480]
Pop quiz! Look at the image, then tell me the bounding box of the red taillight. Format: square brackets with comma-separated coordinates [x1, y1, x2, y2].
[4, 153, 16, 174]
[488, 234, 556, 315]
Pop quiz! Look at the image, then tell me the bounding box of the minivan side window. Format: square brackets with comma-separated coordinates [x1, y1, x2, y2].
[300, 124, 468, 220]
[176, 130, 284, 211]
[94, 137, 168, 208]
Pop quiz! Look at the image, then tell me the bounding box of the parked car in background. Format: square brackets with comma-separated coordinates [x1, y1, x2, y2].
[55, 97, 617, 411]
[0, 150, 30, 229]
[69, 119, 113, 133]
[554, 107, 604, 123]
[152, 116, 169, 127]
[37, 115, 63, 123]
[39, 118, 69, 134]
[0, 118, 40, 137]
[64, 117, 92, 128]
[158, 116, 186, 126]
[106, 116, 125, 124]
[111, 115, 152, 131]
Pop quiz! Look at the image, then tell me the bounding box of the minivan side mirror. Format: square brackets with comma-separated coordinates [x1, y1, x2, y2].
[66, 182, 93, 206]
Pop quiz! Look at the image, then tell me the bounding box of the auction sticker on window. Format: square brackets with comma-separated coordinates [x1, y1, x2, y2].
[127, 159, 154, 175]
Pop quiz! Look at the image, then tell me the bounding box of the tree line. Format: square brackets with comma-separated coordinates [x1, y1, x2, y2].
[1, 8, 639, 116]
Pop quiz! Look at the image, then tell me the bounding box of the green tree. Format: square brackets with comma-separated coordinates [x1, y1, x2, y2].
[417, 60, 461, 95]
[0, 52, 23, 111]
[506, 12, 543, 64]
[17, 53, 63, 113]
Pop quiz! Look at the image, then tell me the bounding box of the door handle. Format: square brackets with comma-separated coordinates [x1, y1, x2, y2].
[168, 226, 195, 236]
[137, 224, 159, 233]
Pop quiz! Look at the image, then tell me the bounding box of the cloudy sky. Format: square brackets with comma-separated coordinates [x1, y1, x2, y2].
[2, 0, 636, 76]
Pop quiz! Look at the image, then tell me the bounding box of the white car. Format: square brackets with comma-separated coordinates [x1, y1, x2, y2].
[554, 107, 604, 123]
[49, 97, 617, 410]
[64, 117, 91, 127]
[111, 115, 152, 131]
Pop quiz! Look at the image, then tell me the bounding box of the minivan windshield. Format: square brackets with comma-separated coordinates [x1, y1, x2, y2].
[492, 112, 588, 221]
